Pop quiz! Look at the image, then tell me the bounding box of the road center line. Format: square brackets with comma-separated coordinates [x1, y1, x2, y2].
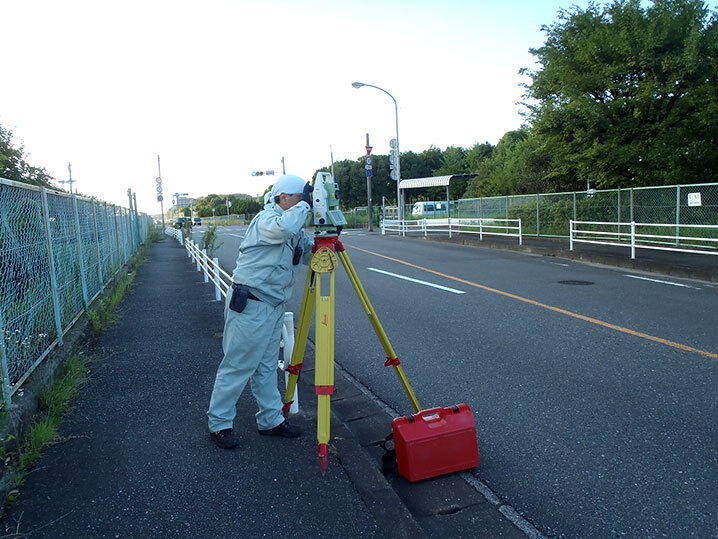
[624, 274, 700, 289]
[367, 268, 465, 294]
[349, 245, 717, 359]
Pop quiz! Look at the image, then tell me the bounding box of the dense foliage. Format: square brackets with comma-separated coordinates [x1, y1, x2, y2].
[0, 125, 55, 187]
[313, 0, 717, 207]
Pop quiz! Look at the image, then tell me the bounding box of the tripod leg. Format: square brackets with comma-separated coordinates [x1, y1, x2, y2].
[337, 250, 422, 413]
[282, 269, 316, 416]
[314, 271, 335, 474]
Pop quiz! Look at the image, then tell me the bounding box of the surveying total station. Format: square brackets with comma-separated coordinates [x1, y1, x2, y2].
[283, 172, 479, 479]
[282, 172, 421, 472]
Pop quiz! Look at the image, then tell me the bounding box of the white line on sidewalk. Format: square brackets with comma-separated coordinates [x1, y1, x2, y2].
[624, 274, 700, 289]
[368, 267, 465, 294]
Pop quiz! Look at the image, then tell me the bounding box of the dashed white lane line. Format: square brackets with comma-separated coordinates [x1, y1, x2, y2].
[227, 233, 245, 238]
[624, 274, 700, 289]
[367, 267, 465, 294]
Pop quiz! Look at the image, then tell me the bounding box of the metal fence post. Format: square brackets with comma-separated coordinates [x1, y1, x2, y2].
[631, 221, 636, 259]
[92, 201, 105, 293]
[113, 206, 121, 267]
[72, 195, 89, 308]
[675, 185, 681, 246]
[0, 308, 12, 409]
[213, 258, 222, 301]
[569, 220, 574, 251]
[41, 188, 64, 346]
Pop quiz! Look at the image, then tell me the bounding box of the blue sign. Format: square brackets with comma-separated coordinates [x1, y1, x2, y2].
[157, 195, 164, 202]
[366, 170, 372, 177]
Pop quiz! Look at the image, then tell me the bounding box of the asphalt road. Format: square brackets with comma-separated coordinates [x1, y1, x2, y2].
[194, 224, 717, 538]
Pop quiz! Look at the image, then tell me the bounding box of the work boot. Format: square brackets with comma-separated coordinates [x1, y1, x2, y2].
[258, 420, 301, 438]
[210, 428, 239, 449]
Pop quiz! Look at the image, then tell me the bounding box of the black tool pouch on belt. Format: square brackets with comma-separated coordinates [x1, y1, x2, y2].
[229, 284, 250, 313]
[292, 244, 303, 265]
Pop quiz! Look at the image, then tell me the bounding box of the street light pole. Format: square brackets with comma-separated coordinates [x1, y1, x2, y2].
[352, 81, 402, 222]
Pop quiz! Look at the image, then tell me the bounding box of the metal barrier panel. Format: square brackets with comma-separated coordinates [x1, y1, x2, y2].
[0, 182, 56, 391]
[45, 192, 85, 329]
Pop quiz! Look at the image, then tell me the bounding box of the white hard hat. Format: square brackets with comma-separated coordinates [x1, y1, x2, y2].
[270, 174, 306, 198]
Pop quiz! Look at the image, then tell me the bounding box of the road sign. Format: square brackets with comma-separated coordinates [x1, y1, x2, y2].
[366, 157, 372, 165]
[156, 185, 163, 193]
[157, 195, 163, 202]
[366, 170, 372, 177]
[156, 177, 162, 184]
[366, 146, 372, 155]
[389, 138, 397, 149]
[226, 200, 232, 208]
[365, 164, 372, 170]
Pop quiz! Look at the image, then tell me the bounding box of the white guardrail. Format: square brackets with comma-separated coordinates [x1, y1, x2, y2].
[381, 218, 522, 245]
[570, 220, 718, 258]
[164, 228, 299, 412]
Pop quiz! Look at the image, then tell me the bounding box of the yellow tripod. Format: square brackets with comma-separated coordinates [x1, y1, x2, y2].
[282, 235, 422, 473]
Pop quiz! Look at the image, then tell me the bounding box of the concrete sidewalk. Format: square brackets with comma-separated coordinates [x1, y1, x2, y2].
[2, 237, 523, 538]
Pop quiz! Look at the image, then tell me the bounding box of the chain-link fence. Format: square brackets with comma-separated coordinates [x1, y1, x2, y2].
[0, 178, 151, 407]
[419, 182, 718, 243]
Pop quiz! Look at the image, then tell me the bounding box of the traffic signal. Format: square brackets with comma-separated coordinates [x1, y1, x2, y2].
[251, 171, 264, 176]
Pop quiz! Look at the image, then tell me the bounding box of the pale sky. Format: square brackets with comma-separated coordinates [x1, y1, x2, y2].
[4, 0, 711, 214]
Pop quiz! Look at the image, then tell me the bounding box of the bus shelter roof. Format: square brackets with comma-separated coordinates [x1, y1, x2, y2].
[398, 173, 477, 190]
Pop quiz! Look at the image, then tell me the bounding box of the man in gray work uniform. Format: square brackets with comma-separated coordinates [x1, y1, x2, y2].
[207, 174, 314, 449]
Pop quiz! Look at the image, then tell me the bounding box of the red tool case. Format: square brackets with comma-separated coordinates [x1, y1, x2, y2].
[392, 403, 479, 482]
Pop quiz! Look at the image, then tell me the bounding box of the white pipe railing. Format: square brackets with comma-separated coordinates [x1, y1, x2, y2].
[570, 220, 718, 259]
[382, 218, 522, 245]
[184, 238, 232, 299]
[165, 226, 182, 244]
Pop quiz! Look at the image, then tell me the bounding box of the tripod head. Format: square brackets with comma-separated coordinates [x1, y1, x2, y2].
[311, 172, 347, 236]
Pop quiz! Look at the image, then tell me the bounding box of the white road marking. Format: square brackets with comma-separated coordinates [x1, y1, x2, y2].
[227, 233, 245, 238]
[624, 274, 700, 289]
[368, 267, 465, 294]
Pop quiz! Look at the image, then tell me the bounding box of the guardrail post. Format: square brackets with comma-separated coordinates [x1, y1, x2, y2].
[423, 219, 427, 237]
[41, 188, 64, 346]
[518, 219, 522, 245]
[0, 308, 13, 409]
[72, 195, 89, 308]
[195, 243, 201, 271]
[213, 258, 222, 301]
[92, 201, 105, 293]
[631, 221, 636, 259]
[202, 249, 209, 283]
[448, 218, 452, 239]
[569, 220, 574, 251]
[479, 218, 483, 241]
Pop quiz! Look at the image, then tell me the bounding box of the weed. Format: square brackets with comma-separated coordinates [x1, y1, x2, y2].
[199, 225, 223, 258]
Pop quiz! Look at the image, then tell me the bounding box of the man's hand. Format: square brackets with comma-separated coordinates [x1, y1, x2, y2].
[301, 182, 313, 207]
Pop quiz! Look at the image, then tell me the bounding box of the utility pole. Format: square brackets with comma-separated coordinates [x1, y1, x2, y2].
[59, 162, 76, 194]
[330, 146, 335, 180]
[157, 155, 166, 228]
[365, 134, 373, 232]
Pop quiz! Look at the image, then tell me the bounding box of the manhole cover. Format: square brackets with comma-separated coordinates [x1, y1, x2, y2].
[557, 280, 594, 285]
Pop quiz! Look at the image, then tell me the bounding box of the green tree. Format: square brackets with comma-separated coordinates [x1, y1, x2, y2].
[0, 124, 55, 187]
[521, 0, 718, 189]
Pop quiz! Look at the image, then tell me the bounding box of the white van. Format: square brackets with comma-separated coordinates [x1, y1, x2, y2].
[411, 201, 454, 217]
